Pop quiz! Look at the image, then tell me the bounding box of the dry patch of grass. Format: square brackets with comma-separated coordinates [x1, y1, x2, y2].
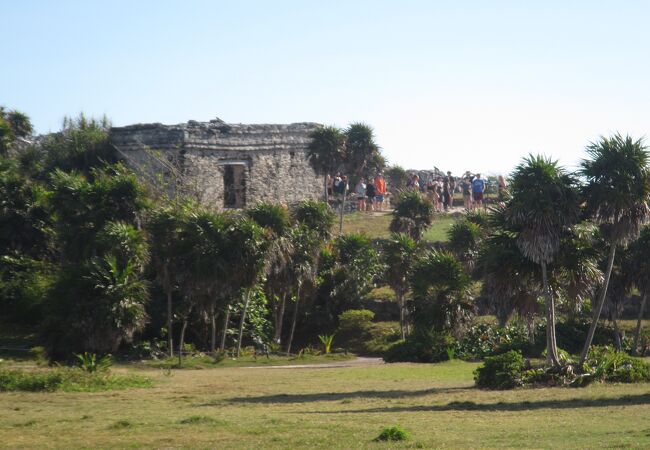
[0, 360, 649, 448]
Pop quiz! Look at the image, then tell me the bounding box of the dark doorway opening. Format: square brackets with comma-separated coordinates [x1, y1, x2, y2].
[223, 164, 246, 208]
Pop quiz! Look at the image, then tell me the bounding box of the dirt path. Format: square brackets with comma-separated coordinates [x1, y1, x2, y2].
[241, 357, 384, 370]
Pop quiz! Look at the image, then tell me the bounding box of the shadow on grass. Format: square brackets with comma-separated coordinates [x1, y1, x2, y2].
[300, 393, 650, 414]
[215, 386, 469, 405]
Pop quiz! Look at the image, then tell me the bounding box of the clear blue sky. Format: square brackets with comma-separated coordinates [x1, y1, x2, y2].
[3, 1, 650, 174]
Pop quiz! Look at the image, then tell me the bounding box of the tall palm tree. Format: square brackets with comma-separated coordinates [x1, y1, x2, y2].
[623, 224, 650, 354]
[579, 134, 650, 365]
[306, 126, 346, 204]
[147, 205, 188, 357]
[383, 233, 417, 339]
[505, 155, 581, 367]
[409, 250, 473, 333]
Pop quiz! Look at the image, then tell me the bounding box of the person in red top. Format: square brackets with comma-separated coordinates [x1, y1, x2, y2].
[374, 173, 386, 211]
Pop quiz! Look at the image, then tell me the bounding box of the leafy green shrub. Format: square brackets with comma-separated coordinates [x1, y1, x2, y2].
[384, 329, 456, 363]
[75, 352, 111, 373]
[0, 368, 151, 392]
[375, 425, 409, 442]
[337, 309, 375, 352]
[318, 334, 335, 354]
[456, 323, 533, 360]
[585, 346, 650, 383]
[0, 368, 64, 392]
[474, 350, 525, 389]
[363, 322, 402, 355]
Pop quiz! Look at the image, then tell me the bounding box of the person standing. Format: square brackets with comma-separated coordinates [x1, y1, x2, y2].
[365, 178, 376, 212]
[472, 173, 486, 209]
[374, 173, 386, 211]
[355, 178, 367, 211]
[446, 171, 456, 209]
[497, 175, 508, 202]
[461, 172, 473, 210]
[442, 176, 451, 211]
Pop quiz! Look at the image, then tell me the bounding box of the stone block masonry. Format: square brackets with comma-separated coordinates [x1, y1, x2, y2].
[110, 118, 324, 209]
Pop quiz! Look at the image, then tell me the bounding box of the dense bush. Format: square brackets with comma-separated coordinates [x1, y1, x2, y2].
[474, 350, 525, 389]
[336, 310, 400, 355]
[584, 346, 650, 383]
[456, 323, 532, 359]
[0, 367, 151, 392]
[384, 329, 455, 363]
[375, 425, 409, 442]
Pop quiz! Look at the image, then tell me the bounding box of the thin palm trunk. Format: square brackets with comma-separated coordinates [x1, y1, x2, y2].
[236, 289, 252, 357]
[580, 244, 617, 365]
[178, 319, 188, 367]
[210, 304, 217, 354]
[324, 175, 329, 204]
[338, 189, 346, 235]
[612, 313, 622, 352]
[541, 262, 560, 367]
[274, 293, 287, 345]
[286, 285, 301, 354]
[164, 266, 173, 357]
[219, 308, 230, 351]
[632, 293, 647, 355]
[398, 292, 406, 340]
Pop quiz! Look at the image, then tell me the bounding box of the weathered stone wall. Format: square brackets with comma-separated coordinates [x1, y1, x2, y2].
[110, 119, 324, 208]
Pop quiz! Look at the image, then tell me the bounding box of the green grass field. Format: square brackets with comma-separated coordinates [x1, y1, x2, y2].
[341, 211, 457, 242]
[2, 360, 649, 448]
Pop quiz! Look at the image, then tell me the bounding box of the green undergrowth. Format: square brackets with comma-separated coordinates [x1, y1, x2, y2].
[146, 352, 354, 370]
[0, 367, 152, 392]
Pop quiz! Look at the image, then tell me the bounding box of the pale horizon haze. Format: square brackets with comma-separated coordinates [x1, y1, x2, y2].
[3, 1, 650, 175]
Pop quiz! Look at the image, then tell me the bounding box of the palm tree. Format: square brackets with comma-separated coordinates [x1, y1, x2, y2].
[505, 155, 581, 367]
[579, 134, 650, 365]
[306, 126, 346, 203]
[623, 225, 650, 354]
[247, 202, 292, 347]
[389, 191, 434, 241]
[228, 217, 269, 357]
[383, 233, 417, 339]
[344, 123, 381, 177]
[147, 205, 188, 356]
[409, 250, 473, 333]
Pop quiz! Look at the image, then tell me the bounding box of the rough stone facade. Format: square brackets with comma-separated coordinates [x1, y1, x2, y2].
[109, 119, 323, 209]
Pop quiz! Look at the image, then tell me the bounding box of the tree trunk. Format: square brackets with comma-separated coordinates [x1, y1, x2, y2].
[286, 285, 301, 354]
[219, 308, 230, 352]
[526, 315, 535, 344]
[164, 267, 173, 357]
[210, 304, 217, 354]
[541, 262, 560, 367]
[236, 289, 252, 357]
[612, 313, 622, 352]
[398, 291, 406, 340]
[580, 244, 617, 365]
[178, 319, 188, 368]
[632, 293, 647, 355]
[274, 293, 287, 345]
[338, 178, 347, 235]
[324, 175, 329, 204]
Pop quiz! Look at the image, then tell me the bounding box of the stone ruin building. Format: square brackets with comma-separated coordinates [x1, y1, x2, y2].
[109, 118, 323, 209]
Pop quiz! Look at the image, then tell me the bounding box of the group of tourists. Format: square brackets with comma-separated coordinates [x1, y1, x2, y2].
[327, 169, 507, 212]
[327, 173, 387, 212]
[406, 171, 506, 211]
[353, 173, 387, 212]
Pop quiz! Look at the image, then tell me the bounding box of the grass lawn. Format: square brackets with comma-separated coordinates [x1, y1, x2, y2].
[341, 211, 457, 242]
[2, 360, 649, 448]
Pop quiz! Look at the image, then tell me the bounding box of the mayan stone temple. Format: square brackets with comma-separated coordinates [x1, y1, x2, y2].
[110, 118, 323, 208]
